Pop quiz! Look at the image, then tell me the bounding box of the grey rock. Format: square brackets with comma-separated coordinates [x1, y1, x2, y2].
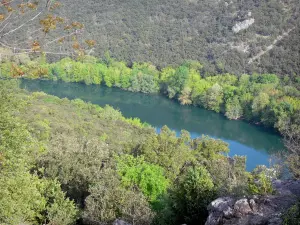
[234, 198, 252, 217]
[206, 179, 300, 225]
[249, 199, 258, 212]
[232, 18, 255, 33]
[208, 197, 235, 212]
[112, 219, 131, 225]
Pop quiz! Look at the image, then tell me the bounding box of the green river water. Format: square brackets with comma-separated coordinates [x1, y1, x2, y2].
[20, 79, 285, 171]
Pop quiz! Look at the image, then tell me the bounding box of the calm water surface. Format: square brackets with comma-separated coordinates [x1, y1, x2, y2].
[20, 79, 285, 171]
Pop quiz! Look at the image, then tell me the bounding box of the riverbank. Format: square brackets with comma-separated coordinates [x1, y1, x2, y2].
[20, 79, 285, 170]
[3, 79, 278, 224]
[2, 55, 299, 144]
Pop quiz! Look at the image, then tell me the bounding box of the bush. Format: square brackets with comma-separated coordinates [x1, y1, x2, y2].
[84, 169, 154, 225]
[283, 202, 300, 225]
[116, 155, 169, 202]
[170, 166, 216, 224]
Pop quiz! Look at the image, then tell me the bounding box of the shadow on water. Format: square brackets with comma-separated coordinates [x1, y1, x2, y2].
[20, 79, 285, 171]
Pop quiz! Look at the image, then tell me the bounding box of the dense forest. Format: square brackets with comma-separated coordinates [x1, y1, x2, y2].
[2, 0, 299, 76]
[50, 0, 300, 77]
[1, 0, 300, 224]
[0, 80, 278, 224]
[1, 55, 299, 154]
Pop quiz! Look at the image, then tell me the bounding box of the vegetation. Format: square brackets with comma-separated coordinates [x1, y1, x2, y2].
[0, 80, 78, 224]
[0, 0, 298, 76]
[0, 0, 299, 224]
[0, 0, 96, 58]
[0, 80, 275, 224]
[1, 55, 299, 142]
[49, 0, 300, 77]
[283, 202, 300, 225]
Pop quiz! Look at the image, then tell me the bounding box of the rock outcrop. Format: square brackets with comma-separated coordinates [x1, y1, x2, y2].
[112, 219, 132, 225]
[206, 180, 300, 225]
[232, 18, 255, 33]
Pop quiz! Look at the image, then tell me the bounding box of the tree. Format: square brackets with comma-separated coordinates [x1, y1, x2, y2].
[134, 126, 193, 181]
[166, 65, 189, 98]
[116, 155, 169, 203]
[252, 92, 270, 117]
[129, 73, 159, 93]
[251, 74, 279, 85]
[190, 79, 210, 105]
[0, 0, 95, 78]
[0, 80, 78, 225]
[84, 169, 154, 225]
[192, 136, 229, 163]
[239, 91, 254, 120]
[278, 110, 300, 178]
[39, 136, 111, 205]
[201, 83, 224, 112]
[160, 67, 175, 83]
[171, 166, 216, 225]
[225, 97, 243, 120]
[178, 86, 192, 105]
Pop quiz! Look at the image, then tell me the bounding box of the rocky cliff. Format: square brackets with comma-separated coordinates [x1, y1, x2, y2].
[206, 180, 300, 225]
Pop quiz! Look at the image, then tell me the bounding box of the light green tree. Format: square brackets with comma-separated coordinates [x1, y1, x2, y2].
[225, 97, 243, 120]
[252, 92, 270, 116]
[201, 83, 224, 112]
[116, 155, 169, 202]
[0, 80, 78, 225]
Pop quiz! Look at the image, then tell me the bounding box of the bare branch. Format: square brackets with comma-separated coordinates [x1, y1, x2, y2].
[45, 30, 80, 46]
[0, 1, 89, 59]
[27, 27, 43, 35]
[12, 28, 44, 45]
[0, 0, 16, 7]
[0, 22, 9, 34]
[30, 50, 73, 55]
[0, 50, 72, 56]
[0, 41, 32, 51]
[1, 11, 42, 38]
[0, 12, 12, 28]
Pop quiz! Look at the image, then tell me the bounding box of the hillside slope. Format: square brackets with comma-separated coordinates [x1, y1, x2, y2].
[57, 0, 299, 76]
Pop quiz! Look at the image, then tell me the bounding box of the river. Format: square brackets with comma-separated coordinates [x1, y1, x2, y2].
[20, 79, 285, 171]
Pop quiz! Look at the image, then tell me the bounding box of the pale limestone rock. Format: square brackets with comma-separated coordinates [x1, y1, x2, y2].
[232, 18, 255, 33]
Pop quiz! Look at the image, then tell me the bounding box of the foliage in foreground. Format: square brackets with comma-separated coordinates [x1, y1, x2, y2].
[0, 80, 78, 225]
[0, 80, 282, 224]
[283, 202, 300, 225]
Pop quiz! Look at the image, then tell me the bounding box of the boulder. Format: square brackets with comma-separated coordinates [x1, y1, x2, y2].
[232, 18, 255, 33]
[234, 198, 252, 217]
[206, 179, 300, 225]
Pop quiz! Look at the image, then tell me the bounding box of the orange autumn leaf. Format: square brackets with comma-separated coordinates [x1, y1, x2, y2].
[32, 40, 41, 51]
[50, 2, 61, 10]
[56, 16, 64, 23]
[17, 3, 25, 9]
[11, 64, 25, 77]
[40, 14, 58, 33]
[85, 39, 96, 47]
[71, 22, 84, 29]
[58, 37, 65, 44]
[27, 3, 38, 9]
[72, 41, 80, 50]
[64, 25, 72, 30]
[6, 6, 13, 12]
